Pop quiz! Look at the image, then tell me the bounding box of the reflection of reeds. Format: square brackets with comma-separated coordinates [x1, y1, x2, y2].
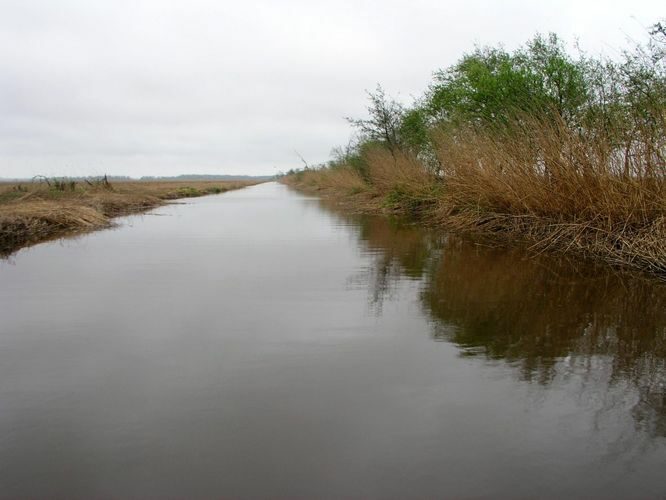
[342, 213, 440, 315]
[332, 202, 666, 381]
[423, 241, 666, 373]
[324, 205, 666, 436]
[423, 247, 666, 436]
[0, 180, 258, 255]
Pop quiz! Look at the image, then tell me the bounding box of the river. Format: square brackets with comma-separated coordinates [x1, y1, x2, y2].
[0, 182, 664, 498]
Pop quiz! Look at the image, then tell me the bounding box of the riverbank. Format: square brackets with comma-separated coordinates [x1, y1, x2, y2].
[281, 29, 665, 279]
[0, 179, 261, 256]
[281, 161, 666, 279]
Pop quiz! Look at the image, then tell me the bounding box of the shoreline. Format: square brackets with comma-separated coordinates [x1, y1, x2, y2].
[0, 180, 261, 257]
[281, 177, 666, 282]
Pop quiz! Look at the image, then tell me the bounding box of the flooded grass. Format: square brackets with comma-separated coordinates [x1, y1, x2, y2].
[0, 178, 260, 256]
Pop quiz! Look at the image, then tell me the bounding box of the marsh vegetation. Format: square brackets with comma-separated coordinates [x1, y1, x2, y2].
[283, 27, 666, 277]
[0, 177, 259, 256]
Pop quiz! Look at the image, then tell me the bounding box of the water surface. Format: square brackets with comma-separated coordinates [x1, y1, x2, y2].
[0, 182, 664, 498]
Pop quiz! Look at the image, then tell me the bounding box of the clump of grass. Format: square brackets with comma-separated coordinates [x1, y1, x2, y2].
[0, 202, 109, 255]
[172, 186, 203, 198]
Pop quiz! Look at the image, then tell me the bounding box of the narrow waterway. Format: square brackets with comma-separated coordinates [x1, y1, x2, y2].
[0, 182, 664, 498]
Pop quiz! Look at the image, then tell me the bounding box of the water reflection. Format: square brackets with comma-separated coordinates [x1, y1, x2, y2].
[344, 215, 439, 314]
[423, 241, 666, 441]
[321, 199, 666, 441]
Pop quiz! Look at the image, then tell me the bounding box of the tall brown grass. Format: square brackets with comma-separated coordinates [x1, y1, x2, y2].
[282, 117, 666, 277]
[0, 179, 259, 255]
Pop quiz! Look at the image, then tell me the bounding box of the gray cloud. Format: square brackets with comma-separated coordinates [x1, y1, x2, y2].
[0, 0, 662, 177]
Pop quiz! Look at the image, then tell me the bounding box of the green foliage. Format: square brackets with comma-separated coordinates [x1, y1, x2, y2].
[346, 85, 404, 151]
[331, 137, 384, 180]
[429, 46, 531, 126]
[383, 184, 438, 215]
[426, 34, 588, 129]
[523, 34, 589, 122]
[399, 107, 430, 152]
[383, 185, 408, 208]
[174, 186, 203, 198]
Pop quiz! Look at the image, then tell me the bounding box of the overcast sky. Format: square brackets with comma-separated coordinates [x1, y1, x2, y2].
[0, 0, 662, 178]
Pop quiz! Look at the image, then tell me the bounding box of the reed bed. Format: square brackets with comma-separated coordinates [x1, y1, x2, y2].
[282, 119, 666, 277]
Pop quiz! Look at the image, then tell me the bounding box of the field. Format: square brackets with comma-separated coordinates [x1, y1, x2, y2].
[0, 178, 260, 256]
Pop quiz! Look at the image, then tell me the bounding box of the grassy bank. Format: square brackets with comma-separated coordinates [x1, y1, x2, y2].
[283, 124, 666, 277]
[0, 178, 259, 256]
[282, 29, 666, 278]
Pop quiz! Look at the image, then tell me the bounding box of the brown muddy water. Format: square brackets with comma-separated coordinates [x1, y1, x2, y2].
[0, 182, 664, 498]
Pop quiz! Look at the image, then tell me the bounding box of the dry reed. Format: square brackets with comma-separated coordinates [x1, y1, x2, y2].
[0, 179, 259, 255]
[283, 117, 666, 277]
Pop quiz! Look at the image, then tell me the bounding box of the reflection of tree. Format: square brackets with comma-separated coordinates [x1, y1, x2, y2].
[353, 215, 435, 280]
[322, 201, 666, 439]
[333, 208, 439, 314]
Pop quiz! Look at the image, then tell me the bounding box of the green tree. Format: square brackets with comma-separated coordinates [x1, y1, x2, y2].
[522, 33, 588, 123]
[347, 85, 404, 153]
[425, 34, 589, 129]
[427, 46, 534, 127]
